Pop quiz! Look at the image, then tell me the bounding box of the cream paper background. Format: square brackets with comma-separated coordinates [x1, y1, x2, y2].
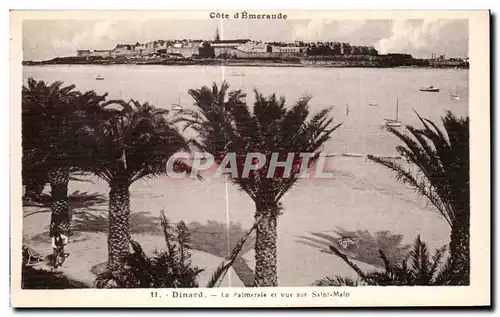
[9, 10, 490, 307]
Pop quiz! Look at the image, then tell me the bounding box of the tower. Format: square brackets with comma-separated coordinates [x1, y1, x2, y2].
[215, 27, 220, 42]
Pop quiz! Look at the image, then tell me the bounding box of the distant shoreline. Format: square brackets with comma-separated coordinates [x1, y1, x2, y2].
[22, 62, 468, 70]
[22, 57, 469, 70]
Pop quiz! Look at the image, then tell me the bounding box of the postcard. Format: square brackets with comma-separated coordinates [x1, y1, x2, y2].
[10, 9, 490, 307]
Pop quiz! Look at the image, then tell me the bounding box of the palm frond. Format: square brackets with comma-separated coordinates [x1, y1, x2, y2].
[329, 245, 369, 282]
[312, 276, 360, 286]
[206, 261, 231, 288]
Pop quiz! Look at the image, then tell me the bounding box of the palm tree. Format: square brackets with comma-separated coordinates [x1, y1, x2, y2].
[318, 235, 450, 286]
[368, 110, 469, 285]
[22, 165, 48, 204]
[22, 78, 81, 237]
[79, 99, 192, 272]
[179, 82, 342, 286]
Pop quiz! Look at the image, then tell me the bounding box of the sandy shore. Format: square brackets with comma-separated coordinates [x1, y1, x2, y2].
[23, 207, 245, 287]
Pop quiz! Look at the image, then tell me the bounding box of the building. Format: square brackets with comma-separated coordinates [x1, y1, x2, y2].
[340, 43, 352, 55]
[76, 50, 90, 58]
[277, 46, 302, 53]
[91, 50, 113, 58]
[112, 44, 135, 57]
[368, 47, 378, 56]
[76, 49, 112, 58]
[166, 46, 198, 58]
[269, 46, 305, 54]
[351, 46, 361, 55]
[76, 37, 379, 61]
[237, 41, 270, 53]
[210, 39, 251, 48]
[331, 42, 341, 55]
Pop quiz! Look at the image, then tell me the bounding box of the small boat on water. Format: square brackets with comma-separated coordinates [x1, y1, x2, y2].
[386, 121, 402, 128]
[95, 75, 104, 80]
[368, 103, 379, 107]
[385, 99, 402, 128]
[451, 85, 460, 100]
[171, 93, 183, 111]
[419, 85, 439, 92]
[229, 72, 245, 77]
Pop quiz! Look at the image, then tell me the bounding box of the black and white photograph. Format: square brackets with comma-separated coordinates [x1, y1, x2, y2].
[10, 10, 490, 307]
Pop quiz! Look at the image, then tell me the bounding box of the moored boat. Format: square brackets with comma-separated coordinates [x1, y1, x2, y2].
[419, 85, 439, 92]
[385, 120, 402, 128]
[385, 99, 402, 128]
[95, 75, 104, 80]
[171, 92, 184, 111]
[451, 85, 460, 100]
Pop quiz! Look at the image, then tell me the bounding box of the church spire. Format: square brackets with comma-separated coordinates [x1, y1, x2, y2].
[215, 27, 220, 42]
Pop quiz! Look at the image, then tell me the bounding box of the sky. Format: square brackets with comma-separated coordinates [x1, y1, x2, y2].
[22, 19, 468, 61]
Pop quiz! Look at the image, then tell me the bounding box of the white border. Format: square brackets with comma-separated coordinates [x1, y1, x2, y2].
[9, 9, 490, 308]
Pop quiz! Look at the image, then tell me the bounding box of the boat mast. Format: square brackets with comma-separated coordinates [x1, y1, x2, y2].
[396, 98, 399, 122]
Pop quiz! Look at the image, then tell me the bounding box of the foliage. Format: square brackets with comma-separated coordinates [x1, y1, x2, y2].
[368, 110, 469, 228]
[92, 210, 257, 288]
[312, 276, 361, 287]
[94, 211, 203, 288]
[21, 78, 110, 213]
[22, 78, 77, 169]
[21, 79, 74, 202]
[78, 99, 194, 187]
[367, 110, 469, 284]
[22, 78, 108, 172]
[23, 80, 195, 196]
[318, 235, 451, 286]
[178, 81, 342, 207]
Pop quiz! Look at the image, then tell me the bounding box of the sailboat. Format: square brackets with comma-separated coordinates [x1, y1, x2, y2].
[171, 92, 183, 111]
[385, 99, 402, 128]
[451, 85, 460, 100]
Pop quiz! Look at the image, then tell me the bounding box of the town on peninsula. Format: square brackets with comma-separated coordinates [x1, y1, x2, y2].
[23, 28, 469, 69]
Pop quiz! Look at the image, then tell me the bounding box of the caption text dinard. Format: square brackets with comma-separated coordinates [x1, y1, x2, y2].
[150, 290, 350, 300]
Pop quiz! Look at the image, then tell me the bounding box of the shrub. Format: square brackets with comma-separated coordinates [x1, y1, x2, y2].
[315, 235, 453, 286]
[94, 212, 203, 288]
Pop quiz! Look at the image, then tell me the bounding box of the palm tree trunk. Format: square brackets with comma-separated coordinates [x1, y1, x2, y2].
[449, 216, 470, 285]
[253, 201, 279, 287]
[107, 180, 131, 272]
[48, 167, 70, 237]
